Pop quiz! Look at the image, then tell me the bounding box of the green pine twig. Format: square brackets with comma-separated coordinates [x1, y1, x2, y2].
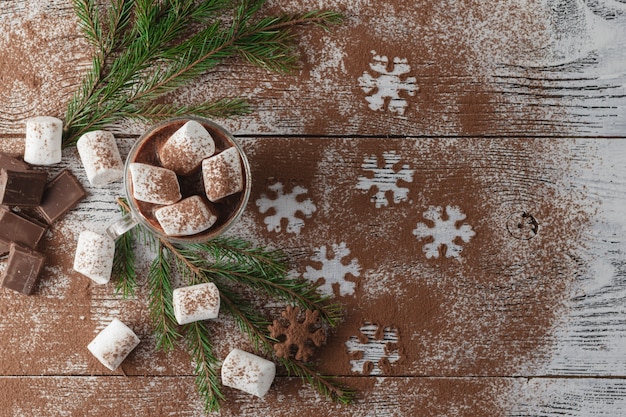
[147, 241, 181, 351]
[64, 0, 343, 145]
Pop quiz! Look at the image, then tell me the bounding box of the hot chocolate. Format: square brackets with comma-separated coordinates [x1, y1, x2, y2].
[126, 118, 250, 242]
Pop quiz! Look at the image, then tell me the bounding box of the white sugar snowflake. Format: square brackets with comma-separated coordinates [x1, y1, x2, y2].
[412, 205, 475, 259]
[303, 242, 361, 297]
[255, 182, 316, 234]
[345, 323, 400, 375]
[358, 51, 418, 116]
[356, 151, 414, 208]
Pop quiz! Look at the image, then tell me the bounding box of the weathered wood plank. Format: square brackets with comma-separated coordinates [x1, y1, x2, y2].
[0, 376, 524, 417]
[0, 1, 624, 138]
[0, 137, 607, 380]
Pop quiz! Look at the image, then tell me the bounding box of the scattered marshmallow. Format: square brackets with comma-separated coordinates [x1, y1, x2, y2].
[24, 116, 63, 165]
[77, 130, 124, 186]
[202, 147, 243, 202]
[154, 195, 217, 236]
[172, 282, 220, 325]
[73, 230, 115, 285]
[221, 349, 276, 398]
[159, 120, 216, 175]
[129, 162, 181, 205]
[87, 318, 140, 371]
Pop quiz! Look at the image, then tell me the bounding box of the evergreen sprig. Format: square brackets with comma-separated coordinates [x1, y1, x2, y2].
[64, 0, 343, 145]
[112, 200, 353, 413]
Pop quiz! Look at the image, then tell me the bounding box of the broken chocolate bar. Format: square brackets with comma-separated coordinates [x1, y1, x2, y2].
[0, 153, 30, 172]
[36, 169, 87, 224]
[0, 207, 47, 255]
[0, 169, 47, 207]
[0, 243, 45, 295]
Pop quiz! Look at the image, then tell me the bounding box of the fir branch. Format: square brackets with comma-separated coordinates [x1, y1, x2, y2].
[169, 241, 343, 327]
[147, 241, 181, 351]
[184, 320, 224, 413]
[112, 200, 138, 298]
[279, 358, 355, 405]
[63, 1, 343, 145]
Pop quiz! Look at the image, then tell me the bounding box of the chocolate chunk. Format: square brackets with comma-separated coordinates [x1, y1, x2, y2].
[36, 169, 87, 224]
[0, 153, 30, 172]
[0, 207, 47, 255]
[1, 243, 45, 295]
[0, 169, 47, 207]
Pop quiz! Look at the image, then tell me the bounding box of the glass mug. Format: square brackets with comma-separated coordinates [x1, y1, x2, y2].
[107, 117, 251, 243]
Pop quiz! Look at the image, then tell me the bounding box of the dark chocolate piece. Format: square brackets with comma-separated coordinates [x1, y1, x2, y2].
[36, 169, 87, 224]
[1, 243, 45, 295]
[0, 153, 30, 172]
[0, 207, 47, 255]
[0, 169, 47, 206]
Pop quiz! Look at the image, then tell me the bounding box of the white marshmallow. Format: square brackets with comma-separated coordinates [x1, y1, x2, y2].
[154, 195, 217, 236]
[221, 349, 276, 397]
[24, 116, 63, 165]
[129, 162, 181, 205]
[77, 130, 124, 186]
[202, 147, 244, 202]
[73, 230, 115, 285]
[172, 282, 220, 325]
[87, 318, 140, 371]
[159, 120, 216, 175]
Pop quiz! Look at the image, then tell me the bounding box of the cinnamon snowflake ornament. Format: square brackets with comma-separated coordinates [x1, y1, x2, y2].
[268, 306, 326, 361]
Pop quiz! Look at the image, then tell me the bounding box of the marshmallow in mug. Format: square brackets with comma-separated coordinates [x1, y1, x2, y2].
[172, 282, 220, 325]
[87, 318, 140, 371]
[77, 130, 124, 186]
[221, 349, 276, 397]
[24, 116, 63, 165]
[154, 195, 217, 237]
[73, 230, 115, 285]
[159, 120, 216, 176]
[202, 147, 244, 202]
[129, 162, 181, 205]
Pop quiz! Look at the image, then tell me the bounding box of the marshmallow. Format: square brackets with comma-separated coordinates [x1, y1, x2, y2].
[24, 116, 63, 165]
[159, 120, 216, 175]
[77, 130, 124, 186]
[73, 230, 115, 285]
[129, 162, 181, 205]
[154, 195, 217, 236]
[87, 318, 140, 371]
[202, 147, 243, 202]
[221, 349, 276, 397]
[172, 282, 220, 325]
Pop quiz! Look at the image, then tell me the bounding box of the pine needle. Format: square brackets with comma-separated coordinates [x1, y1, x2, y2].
[147, 241, 181, 351]
[64, 0, 343, 145]
[112, 201, 138, 298]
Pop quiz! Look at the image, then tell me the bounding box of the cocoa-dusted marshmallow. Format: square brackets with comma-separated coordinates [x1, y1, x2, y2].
[202, 147, 243, 202]
[129, 162, 181, 205]
[73, 230, 115, 285]
[154, 195, 217, 236]
[172, 282, 220, 325]
[87, 318, 140, 371]
[221, 349, 276, 397]
[77, 130, 124, 186]
[24, 116, 63, 165]
[159, 120, 216, 175]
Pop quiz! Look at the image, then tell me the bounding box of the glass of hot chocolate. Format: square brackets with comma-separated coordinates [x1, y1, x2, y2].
[107, 117, 251, 243]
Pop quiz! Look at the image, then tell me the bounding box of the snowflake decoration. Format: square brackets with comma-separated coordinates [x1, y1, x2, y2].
[255, 182, 316, 234]
[412, 205, 476, 259]
[358, 51, 418, 116]
[303, 242, 361, 297]
[268, 306, 326, 362]
[356, 151, 414, 208]
[345, 323, 400, 375]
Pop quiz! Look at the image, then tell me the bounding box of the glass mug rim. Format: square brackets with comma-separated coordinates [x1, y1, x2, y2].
[112, 116, 251, 244]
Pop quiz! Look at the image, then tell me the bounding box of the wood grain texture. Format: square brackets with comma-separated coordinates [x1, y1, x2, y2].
[1, 0, 626, 416]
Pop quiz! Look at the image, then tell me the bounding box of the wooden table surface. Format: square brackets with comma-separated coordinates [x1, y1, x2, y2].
[2, 1, 626, 416]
